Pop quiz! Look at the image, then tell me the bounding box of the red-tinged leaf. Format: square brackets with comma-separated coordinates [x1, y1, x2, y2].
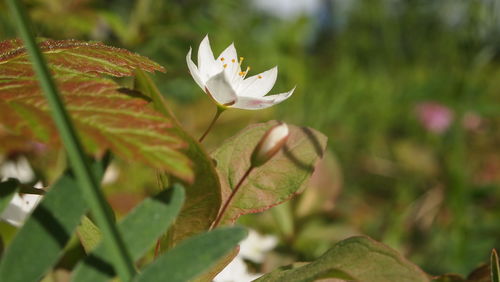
[212, 120, 328, 224]
[0, 38, 193, 181]
[0, 39, 164, 76]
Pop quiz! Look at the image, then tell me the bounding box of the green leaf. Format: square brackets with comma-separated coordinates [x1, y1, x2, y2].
[133, 226, 247, 282]
[256, 236, 430, 282]
[76, 216, 101, 253]
[0, 158, 107, 282]
[212, 120, 327, 224]
[0, 38, 192, 182]
[71, 184, 185, 282]
[492, 249, 500, 282]
[0, 179, 20, 214]
[134, 70, 221, 246]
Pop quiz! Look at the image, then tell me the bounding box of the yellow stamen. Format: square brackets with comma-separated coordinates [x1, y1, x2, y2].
[223, 64, 228, 68]
[231, 59, 236, 63]
[220, 57, 225, 61]
[239, 57, 244, 66]
[258, 75, 262, 79]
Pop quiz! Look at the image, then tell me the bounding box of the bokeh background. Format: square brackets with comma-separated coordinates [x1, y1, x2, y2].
[1, 0, 500, 277]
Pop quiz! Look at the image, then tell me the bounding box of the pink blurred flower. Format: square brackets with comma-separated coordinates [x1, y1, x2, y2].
[415, 102, 454, 134]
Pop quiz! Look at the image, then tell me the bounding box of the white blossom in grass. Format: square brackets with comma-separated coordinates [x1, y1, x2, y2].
[186, 35, 295, 110]
[215, 229, 278, 282]
[0, 157, 43, 227]
[251, 123, 290, 167]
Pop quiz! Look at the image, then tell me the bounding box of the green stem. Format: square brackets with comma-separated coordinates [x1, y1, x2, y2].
[6, 1, 136, 280]
[211, 166, 254, 229]
[198, 106, 225, 142]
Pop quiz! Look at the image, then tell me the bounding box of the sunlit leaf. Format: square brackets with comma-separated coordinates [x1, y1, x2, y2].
[212, 120, 327, 224]
[0, 157, 107, 282]
[0, 38, 192, 181]
[71, 184, 185, 282]
[134, 226, 247, 282]
[134, 70, 221, 245]
[256, 236, 430, 282]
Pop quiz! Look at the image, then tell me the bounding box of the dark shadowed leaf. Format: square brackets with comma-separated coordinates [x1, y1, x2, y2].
[133, 226, 247, 282]
[0, 157, 107, 282]
[0, 178, 20, 214]
[134, 70, 221, 246]
[0, 38, 192, 181]
[256, 236, 430, 282]
[212, 120, 327, 224]
[71, 184, 185, 282]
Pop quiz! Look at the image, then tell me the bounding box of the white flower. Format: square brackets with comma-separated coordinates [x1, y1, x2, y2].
[0, 157, 43, 227]
[214, 229, 278, 282]
[0, 182, 43, 227]
[239, 229, 279, 263]
[186, 35, 295, 110]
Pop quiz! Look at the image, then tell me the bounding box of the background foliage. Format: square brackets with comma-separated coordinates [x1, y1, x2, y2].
[1, 0, 500, 278]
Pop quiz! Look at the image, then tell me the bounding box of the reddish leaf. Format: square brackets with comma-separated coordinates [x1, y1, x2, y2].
[212, 120, 328, 224]
[0, 38, 192, 181]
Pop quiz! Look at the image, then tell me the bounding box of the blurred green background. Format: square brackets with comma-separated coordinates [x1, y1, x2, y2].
[1, 0, 500, 277]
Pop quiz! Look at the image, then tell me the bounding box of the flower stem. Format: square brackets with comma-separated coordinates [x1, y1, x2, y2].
[211, 166, 254, 229]
[6, 0, 136, 280]
[199, 106, 225, 142]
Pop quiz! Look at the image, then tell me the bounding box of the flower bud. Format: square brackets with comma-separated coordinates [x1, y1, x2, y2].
[251, 123, 289, 167]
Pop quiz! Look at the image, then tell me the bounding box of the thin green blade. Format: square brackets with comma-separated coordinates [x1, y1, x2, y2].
[492, 249, 500, 282]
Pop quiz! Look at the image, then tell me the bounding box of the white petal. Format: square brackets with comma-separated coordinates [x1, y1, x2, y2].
[237, 66, 278, 97]
[216, 43, 241, 81]
[186, 48, 206, 89]
[205, 71, 238, 105]
[197, 35, 221, 79]
[232, 87, 295, 110]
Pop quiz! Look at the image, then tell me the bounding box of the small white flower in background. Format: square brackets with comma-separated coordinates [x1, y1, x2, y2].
[186, 35, 295, 110]
[251, 123, 290, 167]
[214, 229, 278, 282]
[0, 157, 44, 227]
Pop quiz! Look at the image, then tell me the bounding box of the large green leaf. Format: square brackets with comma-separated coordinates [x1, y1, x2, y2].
[256, 236, 430, 282]
[71, 184, 185, 282]
[212, 120, 327, 224]
[0, 38, 192, 181]
[133, 226, 247, 282]
[0, 157, 107, 282]
[0, 178, 20, 214]
[134, 70, 221, 246]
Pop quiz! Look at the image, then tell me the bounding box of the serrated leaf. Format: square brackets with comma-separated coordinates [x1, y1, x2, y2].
[0, 157, 107, 282]
[134, 70, 221, 246]
[492, 249, 500, 282]
[212, 120, 327, 224]
[71, 184, 185, 282]
[0, 178, 20, 214]
[256, 236, 430, 282]
[133, 226, 247, 282]
[0, 38, 192, 181]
